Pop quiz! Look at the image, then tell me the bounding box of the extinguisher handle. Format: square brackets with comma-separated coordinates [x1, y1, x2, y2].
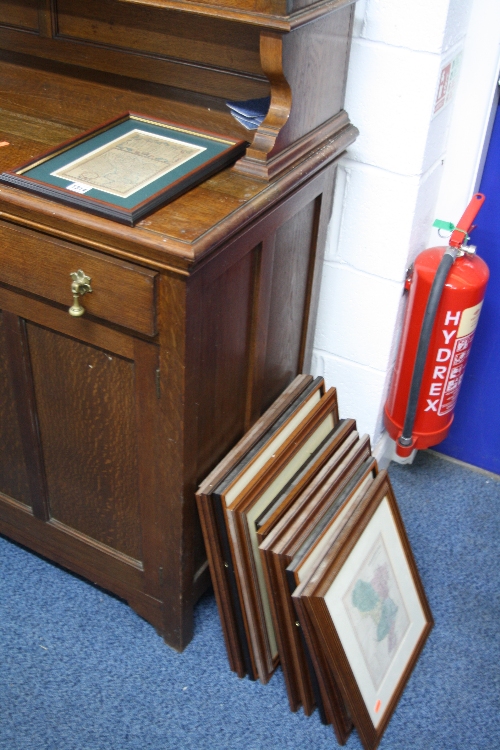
[449, 193, 485, 248]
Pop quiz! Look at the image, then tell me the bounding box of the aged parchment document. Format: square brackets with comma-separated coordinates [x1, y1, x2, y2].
[52, 129, 206, 198]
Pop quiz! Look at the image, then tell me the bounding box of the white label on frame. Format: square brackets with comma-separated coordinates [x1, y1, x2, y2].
[66, 182, 93, 194]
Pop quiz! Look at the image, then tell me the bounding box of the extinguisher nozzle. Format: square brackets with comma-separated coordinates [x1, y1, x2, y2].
[396, 437, 415, 458]
[398, 436, 413, 447]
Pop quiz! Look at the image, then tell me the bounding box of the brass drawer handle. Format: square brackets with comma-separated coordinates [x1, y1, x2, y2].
[69, 270, 92, 317]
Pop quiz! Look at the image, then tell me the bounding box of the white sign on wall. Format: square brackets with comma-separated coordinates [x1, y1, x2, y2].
[433, 52, 463, 117]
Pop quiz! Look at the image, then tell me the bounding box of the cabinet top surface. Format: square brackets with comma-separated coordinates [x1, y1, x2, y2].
[0, 104, 260, 270]
[0, 60, 352, 274]
[118, 0, 356, 30]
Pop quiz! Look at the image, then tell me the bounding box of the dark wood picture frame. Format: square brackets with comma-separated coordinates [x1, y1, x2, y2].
[224, 388, 340, 684]
[202, 375, 324, 680]
[213, 385, 336, 684]
[256, 419, 359, 717]
[259, 428, 373, 736]
[298, 472, 433, 750]
[196, 375, 315, 680]
[286, 453, 378, 743]
[0, 112, 247, 226]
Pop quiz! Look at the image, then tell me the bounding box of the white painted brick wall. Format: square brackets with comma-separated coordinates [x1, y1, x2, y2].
[325, 159, 444, 281]
[345, 42, 442, 173]
[311, 0, 474, 454]
[314, 264, 401, 371]
[311, 351, 389, 440]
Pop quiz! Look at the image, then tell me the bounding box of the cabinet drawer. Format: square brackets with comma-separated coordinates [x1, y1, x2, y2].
[0, 221, 157, 336]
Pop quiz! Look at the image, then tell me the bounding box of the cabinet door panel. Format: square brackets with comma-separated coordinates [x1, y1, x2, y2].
[26, 322, 143, 562]
[2, 0, 39, 31]
[0, 310, 31, 506]
[196, 247, 254, 481]
[262, 198, 319, 409]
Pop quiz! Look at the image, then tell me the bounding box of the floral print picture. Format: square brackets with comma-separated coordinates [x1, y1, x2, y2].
[343, 534, 410, 690]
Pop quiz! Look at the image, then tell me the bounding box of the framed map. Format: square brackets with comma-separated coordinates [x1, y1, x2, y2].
[343, 533, 411, 693]
[0, 113, 246, 225]
[300, 472, 433, 750]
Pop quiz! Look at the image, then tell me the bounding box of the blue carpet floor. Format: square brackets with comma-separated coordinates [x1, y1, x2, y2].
[1, 450, 499, 750]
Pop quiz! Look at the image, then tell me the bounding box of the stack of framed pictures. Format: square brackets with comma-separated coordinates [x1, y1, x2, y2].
[196, 376, 433, 749]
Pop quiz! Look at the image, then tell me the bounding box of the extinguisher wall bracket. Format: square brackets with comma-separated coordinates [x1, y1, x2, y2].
[404, 265, 414, 291]
[461, 244, 477, 256]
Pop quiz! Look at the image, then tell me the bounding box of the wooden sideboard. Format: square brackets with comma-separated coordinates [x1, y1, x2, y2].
[0, 0, 357, 650]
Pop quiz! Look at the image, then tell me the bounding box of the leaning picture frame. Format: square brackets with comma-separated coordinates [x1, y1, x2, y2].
[209, 376, 325, 684]
[196, 375, 315, 681]
[257, 419, 360, 721]
[217, 385, 336, 684]
[299, 471, 433, 750]
[0, 112, 247, 226]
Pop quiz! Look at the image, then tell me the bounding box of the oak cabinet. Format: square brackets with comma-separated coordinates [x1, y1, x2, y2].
[0, 0, 357, 650]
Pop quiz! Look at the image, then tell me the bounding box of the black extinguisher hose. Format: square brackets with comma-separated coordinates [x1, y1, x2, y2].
[399, 247, 457, 448]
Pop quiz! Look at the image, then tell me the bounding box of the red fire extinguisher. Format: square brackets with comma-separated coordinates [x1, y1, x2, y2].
[384, 193, 489, 458]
